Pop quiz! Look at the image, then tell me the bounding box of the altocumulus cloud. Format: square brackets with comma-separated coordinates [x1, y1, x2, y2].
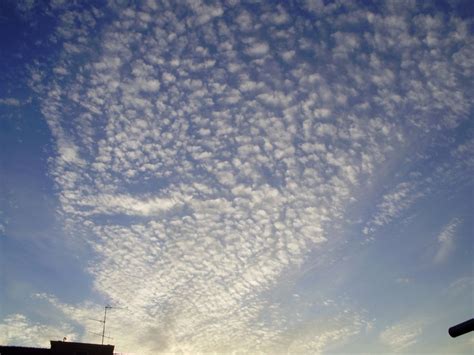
[2, 0, 473, 353]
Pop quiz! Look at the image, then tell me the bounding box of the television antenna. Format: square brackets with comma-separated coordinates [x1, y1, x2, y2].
[89, 305, 122, 344]
[101, 305, 113, 345]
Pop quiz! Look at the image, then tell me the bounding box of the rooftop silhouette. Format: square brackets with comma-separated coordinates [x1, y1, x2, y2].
[0, 340, 114, 355]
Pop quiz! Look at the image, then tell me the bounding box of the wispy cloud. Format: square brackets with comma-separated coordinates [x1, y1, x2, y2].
[0, 98, 22, 106]
[445, 276, 474, 298]
[379, 319, 425, 351]
[434, 218, 462, 264]
[363, 181, 425, 237]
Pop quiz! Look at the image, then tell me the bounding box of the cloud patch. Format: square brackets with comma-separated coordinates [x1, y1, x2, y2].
[379, 319, 424, 351]
[434, 218, 462, 264]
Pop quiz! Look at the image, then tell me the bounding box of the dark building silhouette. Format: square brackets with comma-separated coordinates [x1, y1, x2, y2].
[0, 346, 49, 355]
[0, 341, 114, 355]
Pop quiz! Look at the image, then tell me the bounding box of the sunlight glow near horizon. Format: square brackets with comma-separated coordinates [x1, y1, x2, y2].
[0, 0, 473, 353]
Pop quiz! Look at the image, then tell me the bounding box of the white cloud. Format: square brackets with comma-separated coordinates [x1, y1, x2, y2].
[434, 217, 462, 264]
[396, 277, 411, 284]
[0, 98, 21, 106]
[235, 10, 253, 32]
[379, 319, 424, 351]
[188, 0, 224, 26]
[137, 78, 160, 92]
[363, 181, 424, 236]
[261, 5, 290, 26]
[281, 49, 295, 62]
[77, 193, 189, 216]
[57, 141, 83, 165]
[245, 41, 270, 57]
[0, 314, 77, 348]
[313, 108, 331, 118]
[332, 31, 360, 59]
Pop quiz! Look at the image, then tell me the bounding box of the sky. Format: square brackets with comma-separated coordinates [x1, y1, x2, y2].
[0, 0, 473, 354]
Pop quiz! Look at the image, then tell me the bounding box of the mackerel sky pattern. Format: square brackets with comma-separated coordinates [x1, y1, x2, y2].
[0, 0, 473, 353]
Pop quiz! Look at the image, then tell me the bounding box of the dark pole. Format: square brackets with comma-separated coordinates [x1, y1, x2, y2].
[449, 318, 474, 338]
[101, 306, 112, 344]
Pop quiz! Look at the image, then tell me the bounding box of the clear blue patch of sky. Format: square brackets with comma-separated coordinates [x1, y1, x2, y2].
[0, 103, 100, 306]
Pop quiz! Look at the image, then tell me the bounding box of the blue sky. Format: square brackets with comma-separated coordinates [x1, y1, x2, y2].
[0, 0, 473, 353]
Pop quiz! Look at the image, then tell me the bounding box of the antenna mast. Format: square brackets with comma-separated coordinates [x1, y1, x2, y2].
[101, 305, 112, 345]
